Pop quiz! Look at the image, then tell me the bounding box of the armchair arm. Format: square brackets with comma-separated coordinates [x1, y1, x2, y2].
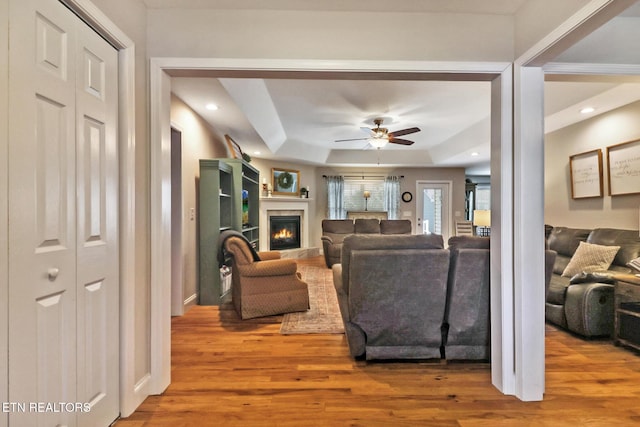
[569, 271, 615, 285]
[321, 235, 334, 244]
[238, 259, 298, 277]
[257, 251, 281, 261]
[332, 264, 344, 295]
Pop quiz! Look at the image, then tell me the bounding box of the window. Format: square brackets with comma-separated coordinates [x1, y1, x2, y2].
[476, 184, 491, 210]
[344, 180, 384, 212]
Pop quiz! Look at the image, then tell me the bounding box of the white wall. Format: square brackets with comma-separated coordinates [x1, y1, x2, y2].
[545, 100, 640, 229]
[249, 158, 321, 248]
[170, 94, 228, 308]
[514, 0, 591, 57]
[147, 9, 514, 61]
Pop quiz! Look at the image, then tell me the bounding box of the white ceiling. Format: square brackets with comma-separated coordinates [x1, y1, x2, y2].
[168, 1, 640, 174]
[143, 0, 528, 14]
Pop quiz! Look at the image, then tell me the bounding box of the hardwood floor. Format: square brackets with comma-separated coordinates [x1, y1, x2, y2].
[115, 256, 640, 426]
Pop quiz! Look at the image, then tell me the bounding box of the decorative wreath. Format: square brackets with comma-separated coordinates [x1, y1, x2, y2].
[277, 171, 294, 189]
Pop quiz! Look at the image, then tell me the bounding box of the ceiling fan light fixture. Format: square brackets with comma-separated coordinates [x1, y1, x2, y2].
[334, 118, 419, 147]
[374, 128, 388, 138]
[368, 137, 388, 148]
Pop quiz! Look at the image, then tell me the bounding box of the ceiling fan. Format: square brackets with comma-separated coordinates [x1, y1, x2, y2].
[334, 118, 420, 148]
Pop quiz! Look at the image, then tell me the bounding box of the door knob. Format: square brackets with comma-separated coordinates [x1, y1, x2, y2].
[48, 268, 59, 281]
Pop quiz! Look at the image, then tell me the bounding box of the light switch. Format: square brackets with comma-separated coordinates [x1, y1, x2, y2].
[190, 208, 195, 221]
[402, 211, 412, 218]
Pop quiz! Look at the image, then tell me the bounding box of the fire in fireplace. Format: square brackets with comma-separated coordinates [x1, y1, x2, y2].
[269, 215, 301, 250]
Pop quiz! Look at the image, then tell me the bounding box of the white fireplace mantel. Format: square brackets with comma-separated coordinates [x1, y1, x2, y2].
[259, 197, 312, 252]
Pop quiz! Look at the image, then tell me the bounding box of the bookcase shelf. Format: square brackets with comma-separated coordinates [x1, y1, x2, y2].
[198, 158, 260, 305]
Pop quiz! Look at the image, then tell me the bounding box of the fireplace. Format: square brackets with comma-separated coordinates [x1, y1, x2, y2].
[269, 215, 301, 250]
[259, 199, 309, 252]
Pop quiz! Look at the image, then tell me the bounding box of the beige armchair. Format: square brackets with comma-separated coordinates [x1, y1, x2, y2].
[223, 235, 309, 319]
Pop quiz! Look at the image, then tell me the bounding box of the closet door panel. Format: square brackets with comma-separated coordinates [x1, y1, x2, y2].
[8, 0, 78, 425]
[75, 18, 120, 427]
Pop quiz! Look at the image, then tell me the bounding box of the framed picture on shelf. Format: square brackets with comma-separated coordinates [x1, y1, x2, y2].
[569, 149, 603, 199]
[225, 134, 243, 159]
[607, 138, 640, 196]
[272, 168, 300, 196]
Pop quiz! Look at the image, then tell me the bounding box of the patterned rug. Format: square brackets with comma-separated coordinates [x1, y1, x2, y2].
[280, 265, 345, 335]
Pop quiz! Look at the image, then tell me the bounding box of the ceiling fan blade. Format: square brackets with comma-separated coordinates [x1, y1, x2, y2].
[389, 127, 420, 138]
[389, 138, 414, 145]
[334, 137, 369, 142]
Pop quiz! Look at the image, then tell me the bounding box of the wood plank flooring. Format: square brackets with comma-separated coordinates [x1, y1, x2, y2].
[115, 256, 640, 426]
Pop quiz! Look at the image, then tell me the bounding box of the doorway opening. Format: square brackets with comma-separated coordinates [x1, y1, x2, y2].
[415, 181, 452, 243]
[171, 127, 184, 316]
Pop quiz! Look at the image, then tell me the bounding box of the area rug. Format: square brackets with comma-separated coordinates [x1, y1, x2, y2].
[280, 265, 345, 335]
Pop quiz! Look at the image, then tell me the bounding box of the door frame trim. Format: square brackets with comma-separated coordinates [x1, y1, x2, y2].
[0, 1, 9, 424]
[149, 56, 515, 397]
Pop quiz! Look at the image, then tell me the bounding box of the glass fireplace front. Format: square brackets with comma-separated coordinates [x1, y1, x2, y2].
[269, 215, 301, 250]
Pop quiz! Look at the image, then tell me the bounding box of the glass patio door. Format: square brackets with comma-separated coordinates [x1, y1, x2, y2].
[415, 181, 451, 243]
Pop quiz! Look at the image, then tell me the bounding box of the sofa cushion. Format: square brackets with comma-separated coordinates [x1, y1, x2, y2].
[547, 274, 571, 305]
[380, 219, 412, 234]
[548, 226, 591, 258]
[552, 254, 572, 276]
[587, 228, 640, 268]
[340, 234, 445, 295]
[322, 219, 354, 234]
[561, 241, 620, 277]
[354, 218, 381, 233]
[447, 235, 490, 250]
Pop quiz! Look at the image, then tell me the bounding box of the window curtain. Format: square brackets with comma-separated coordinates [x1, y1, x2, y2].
[384, 176, 401, 219]
[326, 176, 346, 219]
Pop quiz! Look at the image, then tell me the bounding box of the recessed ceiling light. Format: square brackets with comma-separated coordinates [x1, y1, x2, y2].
[254, 151, 261, 155]
[471, 152, 479, 157]
[205, 103, 219, 111]
[580, 107, 595, 114]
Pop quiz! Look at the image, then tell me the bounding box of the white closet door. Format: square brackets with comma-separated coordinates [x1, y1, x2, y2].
[8, 0, 119, 425]
[74, 15, 119, 427]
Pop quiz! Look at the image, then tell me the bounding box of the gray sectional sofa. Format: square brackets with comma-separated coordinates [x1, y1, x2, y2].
[332, 234, 493, 361]
[321, 218, 412, 268]
[546, 226, 640, 337]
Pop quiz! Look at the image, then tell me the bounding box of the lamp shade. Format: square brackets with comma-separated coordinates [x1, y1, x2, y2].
[363, 190, 371, 199]
[473, 210, 491, 227]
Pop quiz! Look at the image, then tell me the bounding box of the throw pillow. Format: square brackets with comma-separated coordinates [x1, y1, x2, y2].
[561, 241, 620, 278]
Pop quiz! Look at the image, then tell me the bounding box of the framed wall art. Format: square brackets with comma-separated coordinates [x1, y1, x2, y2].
[225, 134, 243, 159]
[607, 138, 640, 196]
[569, 149, 603, 199]
[272, 168, 300, 196]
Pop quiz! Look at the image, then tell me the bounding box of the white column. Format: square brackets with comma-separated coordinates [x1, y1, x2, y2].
[490, 65, 546, 402]
[513, 66, 546, 401]
[490, 66, 516, 396]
